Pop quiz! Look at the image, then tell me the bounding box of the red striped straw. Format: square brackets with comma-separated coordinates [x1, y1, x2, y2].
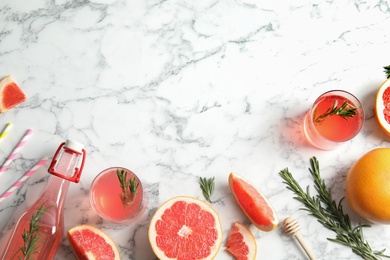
[0, 129, 33, 178]
[0, 156, 48, 204]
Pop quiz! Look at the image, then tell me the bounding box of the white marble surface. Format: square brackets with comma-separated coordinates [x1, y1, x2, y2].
[0, 0, 390, 259]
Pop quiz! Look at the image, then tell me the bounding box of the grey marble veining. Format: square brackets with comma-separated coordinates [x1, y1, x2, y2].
[0, 0, 390, 259]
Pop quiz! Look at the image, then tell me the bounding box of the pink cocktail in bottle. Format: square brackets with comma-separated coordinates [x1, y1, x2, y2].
[303, 90, 364, 150]
[89, 167, 145, 224]
[1, 139, 86, 259]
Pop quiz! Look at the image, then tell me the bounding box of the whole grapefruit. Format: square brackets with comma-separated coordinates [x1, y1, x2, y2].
[346, 148, 390, 224]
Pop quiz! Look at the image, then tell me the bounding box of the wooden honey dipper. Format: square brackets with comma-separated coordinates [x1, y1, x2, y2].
[283, 217, 316, 260]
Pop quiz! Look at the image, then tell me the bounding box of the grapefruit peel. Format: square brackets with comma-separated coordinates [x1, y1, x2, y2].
[229, 172, 279, 232]
[148, 196, 223, 260]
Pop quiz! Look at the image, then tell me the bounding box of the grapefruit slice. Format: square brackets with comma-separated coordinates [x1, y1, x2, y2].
[0, 75, 27, 113]
[375, 77, 390, 135]
[228, 172, 278, 232]
[225, 222, 257, 260]
[67, 224, 120, 260]
[148, 196, 223, 260]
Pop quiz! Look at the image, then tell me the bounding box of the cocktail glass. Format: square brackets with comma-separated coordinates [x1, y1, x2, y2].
[89, 167, 146, 224]
[302, 90, 364, 150]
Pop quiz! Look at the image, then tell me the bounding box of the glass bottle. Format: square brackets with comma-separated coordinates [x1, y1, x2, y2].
[1, 139, 86, 260]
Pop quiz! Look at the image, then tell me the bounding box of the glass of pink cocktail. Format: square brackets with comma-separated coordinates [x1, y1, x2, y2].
[89, 167, 146, 224]
[302, 90, 364, 150]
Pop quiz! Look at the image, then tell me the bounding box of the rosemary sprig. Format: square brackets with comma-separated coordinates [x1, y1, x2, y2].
[116, 169, 139, 205]
[199, 177, 215, 203]
[384, 65, 390, 79]
[314, 100, 357, 123]
[279, 157, 389, 260]
[17, 203, 51, 260]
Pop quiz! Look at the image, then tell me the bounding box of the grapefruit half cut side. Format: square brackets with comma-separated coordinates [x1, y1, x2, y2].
[148, 196, 223, 260]
[0, 75, 27, 113]
[225, 222, 257, 260]
[228, 172, 279, 232]
[375, 77, 390, 136]
[67, 224, 120, 260]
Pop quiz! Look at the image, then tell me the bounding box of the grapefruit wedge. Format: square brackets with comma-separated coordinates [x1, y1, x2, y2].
[226, 222, 257, 260]
[228, 172, 278, 232]
[375, 77, 390, 136]
[0, 75, 27, 113]
[148, 196, 223, 260]
[67, 224, 120, 260]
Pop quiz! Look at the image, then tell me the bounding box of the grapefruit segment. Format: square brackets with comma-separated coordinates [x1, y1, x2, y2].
[228, 172, 278, 232]
[148, 196, 223, 260]
[0, 75, 27, 113]
[67, 224, 120, 260]
[226, 222, 257, 260]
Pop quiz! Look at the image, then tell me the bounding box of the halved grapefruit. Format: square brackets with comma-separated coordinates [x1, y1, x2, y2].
[225, 222, 257, 260]
[0, 75, 27, 113]
[228, 172, 278, 232]
[375, 77, 390, 136]
[148, 196, 223, 260]
[67, 224, 120, 260]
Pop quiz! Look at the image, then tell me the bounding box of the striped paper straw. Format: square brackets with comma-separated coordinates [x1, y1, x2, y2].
[0, 129, 33, 178]
[0, 156, 48, 204]
[0, 123, 12, 143]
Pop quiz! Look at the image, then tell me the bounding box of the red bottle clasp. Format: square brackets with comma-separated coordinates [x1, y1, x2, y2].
[48, 140, 86, 183]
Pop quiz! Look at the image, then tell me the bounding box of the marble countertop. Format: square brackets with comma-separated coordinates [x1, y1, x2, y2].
[1, 0, 390, 259]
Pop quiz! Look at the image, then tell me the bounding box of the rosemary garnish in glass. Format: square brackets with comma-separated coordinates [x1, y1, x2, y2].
[116, 169, 139, 206]
[384, 65, 390, 79]
[279, 157, 390, 260]
[15, 203, 51, 260]
[199, 177, 215, 203]
[313, 100, 357, 123]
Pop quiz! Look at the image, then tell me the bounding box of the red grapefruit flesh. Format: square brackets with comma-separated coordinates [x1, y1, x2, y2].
[148, 196, 223, 260]
[0, 75, 27, 113]
[228, 172, 278, 232]
[375, 77, 390, 135]
[67, 224, 120, 260]
[226, 222, 257, 260]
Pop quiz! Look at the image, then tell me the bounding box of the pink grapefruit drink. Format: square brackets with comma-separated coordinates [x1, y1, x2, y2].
[303, 90, 364, 150]
[89, 167, 145, 224]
